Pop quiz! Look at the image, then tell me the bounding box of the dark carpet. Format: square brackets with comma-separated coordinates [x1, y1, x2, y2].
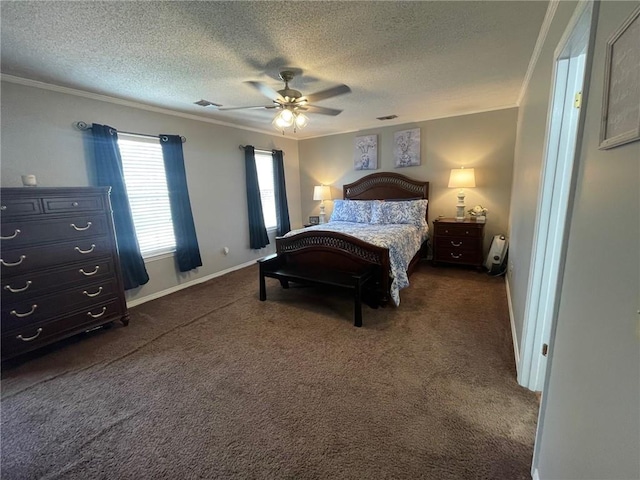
[1, 262, 538, 479]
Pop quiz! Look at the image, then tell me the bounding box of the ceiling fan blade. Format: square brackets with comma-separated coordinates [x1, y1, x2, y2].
[303, 84, 351, 103]
[304, 104, 343, 116]
[246, 81, 285, 102]
[217, 105, 277, 111]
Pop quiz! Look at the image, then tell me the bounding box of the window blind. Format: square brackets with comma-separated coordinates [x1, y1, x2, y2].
[254, 151, 277, 230]
[118, 135, 176, 257]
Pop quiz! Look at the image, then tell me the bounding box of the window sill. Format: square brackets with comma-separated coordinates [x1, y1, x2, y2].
[143, 250, 176, 263]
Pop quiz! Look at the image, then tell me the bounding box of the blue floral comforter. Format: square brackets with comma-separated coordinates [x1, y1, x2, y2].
[285, 222, 429, 306]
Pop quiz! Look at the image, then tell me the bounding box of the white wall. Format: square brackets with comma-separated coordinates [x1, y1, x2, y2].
[0, 80, 302, 304]
[510, 1, 640, 478]
[298, 108, 518, 255]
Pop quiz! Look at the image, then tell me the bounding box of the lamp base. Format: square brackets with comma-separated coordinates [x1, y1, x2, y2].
[319, 204, 326, 224]
[455, 190, 466, 222]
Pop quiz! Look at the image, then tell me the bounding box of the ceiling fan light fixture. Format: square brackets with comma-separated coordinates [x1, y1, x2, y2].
[295, 113, 309, 129]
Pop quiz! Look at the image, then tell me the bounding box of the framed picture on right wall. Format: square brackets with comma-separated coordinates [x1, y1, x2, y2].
[599, 5, 640, 149]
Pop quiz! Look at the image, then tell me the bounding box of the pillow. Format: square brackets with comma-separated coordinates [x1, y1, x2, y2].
[371, 199, 428, 227]
[329, 200, 377, 223]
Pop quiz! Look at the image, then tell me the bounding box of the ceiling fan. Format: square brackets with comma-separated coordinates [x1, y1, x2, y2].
[196, 70, 351, 132]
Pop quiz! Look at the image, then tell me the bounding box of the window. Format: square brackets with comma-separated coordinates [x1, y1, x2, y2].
[117, 134, 176, 258]
[254, 150, 277, 230]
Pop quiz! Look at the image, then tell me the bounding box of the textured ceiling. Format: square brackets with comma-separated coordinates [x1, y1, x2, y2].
[1, 1, 548, 139]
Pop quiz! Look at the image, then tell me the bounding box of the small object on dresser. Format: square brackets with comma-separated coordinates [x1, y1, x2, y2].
[308, 215, 319, 225]
[468, 205, 488, 223]
[21, 175, 37, 187]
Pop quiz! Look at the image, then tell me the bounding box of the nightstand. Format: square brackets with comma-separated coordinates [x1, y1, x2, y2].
[432, 217, 485, 269]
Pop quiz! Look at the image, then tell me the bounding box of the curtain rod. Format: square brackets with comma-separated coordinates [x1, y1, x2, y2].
[238, 145, 283, 155]
[74, 121, 186, 143]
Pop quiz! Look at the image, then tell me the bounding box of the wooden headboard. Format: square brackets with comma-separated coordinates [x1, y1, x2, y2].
[343, 172, 429, 219]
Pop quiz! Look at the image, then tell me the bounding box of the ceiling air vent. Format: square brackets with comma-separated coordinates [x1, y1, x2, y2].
[376, 114, 398, 121]
[194, 99, 221, 107]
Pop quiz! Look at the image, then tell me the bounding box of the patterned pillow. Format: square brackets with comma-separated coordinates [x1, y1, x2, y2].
[329, 200, 377, 223]
[371, 199, 428, 227]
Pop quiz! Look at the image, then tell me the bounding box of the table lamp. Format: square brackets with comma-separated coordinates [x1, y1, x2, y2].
[448, 167, 476, 221]
[313, 185, 331, 223]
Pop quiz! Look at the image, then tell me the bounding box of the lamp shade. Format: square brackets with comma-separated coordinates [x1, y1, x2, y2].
[313, 185, 331, 201]
[448, 168, 476, 189]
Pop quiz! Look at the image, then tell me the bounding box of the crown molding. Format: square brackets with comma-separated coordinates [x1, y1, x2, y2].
[517, 0, 561, 106]
[298, 104, 519, 141]
[2, 73, 519, 142]
[0, 74, 299, 140]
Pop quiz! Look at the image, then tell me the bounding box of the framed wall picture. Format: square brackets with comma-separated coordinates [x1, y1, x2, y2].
[599, 5, 640, 149]
[394, 128, 421, 167]
[354, 134, 378, 170]
[308, 215, 320, 225]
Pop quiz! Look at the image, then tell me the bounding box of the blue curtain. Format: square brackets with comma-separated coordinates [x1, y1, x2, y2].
[244, 145, 269, 249]
[160, 135, 202, 272]
[272, 149, 291, 236]
[91, 124, 149, 290]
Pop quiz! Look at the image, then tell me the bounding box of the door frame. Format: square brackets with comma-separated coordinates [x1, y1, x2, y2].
[518, 0, 598, 392]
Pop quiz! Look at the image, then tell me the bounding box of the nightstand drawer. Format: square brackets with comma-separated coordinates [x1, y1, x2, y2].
[433, 223, 483, 237]
[434, 246, 483, 265]
[437, 236, 479, 250]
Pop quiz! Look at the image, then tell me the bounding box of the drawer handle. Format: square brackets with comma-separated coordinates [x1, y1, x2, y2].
[1, 255, 26, 267]
[450, 241, 462, 247]
[465, 231, 470, 235]
[72, 202, 79, 207]
[17, 328, 43, 342]
[75, 244, 96, 254]
[1, 229, 21, 240]
[79, 266, 100, 276]
[87, 306, 107, 318]
[83, 286, 103, 298]
[10, 304, 38, 318]
[450, 253, 462, 259]
[1, 205, 6, 211]
[70, 222, 92, 231]
[4, 280, 32, 293]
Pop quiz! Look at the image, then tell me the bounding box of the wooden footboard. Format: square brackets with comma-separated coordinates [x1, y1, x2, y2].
[275, 231, 391, 304]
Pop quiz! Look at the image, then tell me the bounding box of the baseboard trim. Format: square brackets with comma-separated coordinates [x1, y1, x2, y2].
[126, 259, 256, 308]
[505, 275, 520, 374]
[532, 467, 540, 480]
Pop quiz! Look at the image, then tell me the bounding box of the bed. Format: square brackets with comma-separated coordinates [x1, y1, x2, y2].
[260, 173, 429, 313]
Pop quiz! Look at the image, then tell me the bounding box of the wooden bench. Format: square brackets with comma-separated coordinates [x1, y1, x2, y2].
[258, 254, 375, 327]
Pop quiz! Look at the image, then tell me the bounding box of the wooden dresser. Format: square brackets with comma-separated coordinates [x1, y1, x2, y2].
[432, 217, 485, 269]
[1, 187, 129, 360]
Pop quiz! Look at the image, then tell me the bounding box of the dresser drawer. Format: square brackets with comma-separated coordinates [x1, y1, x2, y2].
[2, 258, 117, 301]
[1, 298, 124, 358]
[42, 194, 105, 214]
[0, 197, 42, 217]
[2, 277, 121, 331]
[1, 214, 110, 247]
[433, 223, 483, 237]
[1, 236, 114, 277]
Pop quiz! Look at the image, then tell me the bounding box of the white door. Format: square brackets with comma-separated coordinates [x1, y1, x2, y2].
[518, 1, 596, 392]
